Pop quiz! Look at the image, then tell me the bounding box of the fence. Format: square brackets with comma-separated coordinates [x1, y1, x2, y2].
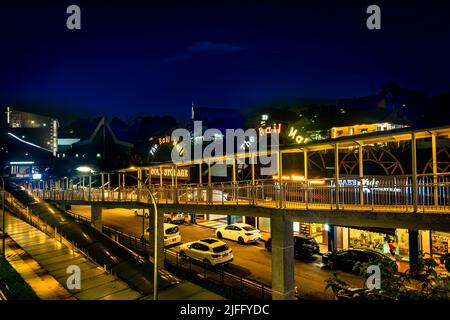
[94, 222, 272, 299]
[32, 173, 450, 213]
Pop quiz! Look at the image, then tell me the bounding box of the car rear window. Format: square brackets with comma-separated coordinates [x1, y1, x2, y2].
[242, 226, 255, 231]
[201, 239, 219, 244]
[212, 244, 229, 253]
[165, 226, 179, 235]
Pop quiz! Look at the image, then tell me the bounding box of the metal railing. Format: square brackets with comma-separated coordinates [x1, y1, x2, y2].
[95, 223, 271, 299]
[30, 173, 450, 214]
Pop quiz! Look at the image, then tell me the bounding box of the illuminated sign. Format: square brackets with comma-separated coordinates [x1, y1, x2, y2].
[239, 135, 256, 151]
[149, 144, 159, 156]
[258, 123, 281, 136]
[149, 167, 189, 179]
[158, 135, 171, 144]
[287, 127, 311, 144]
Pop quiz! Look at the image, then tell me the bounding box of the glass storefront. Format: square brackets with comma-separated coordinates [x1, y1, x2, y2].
[431, 231, 450, 255]
[349, 228, 388, 254]
[293, 223, 326, 251]
[347, 228, 410, 260]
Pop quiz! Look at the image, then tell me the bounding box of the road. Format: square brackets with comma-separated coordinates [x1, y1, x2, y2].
[70, 205, 364, 299]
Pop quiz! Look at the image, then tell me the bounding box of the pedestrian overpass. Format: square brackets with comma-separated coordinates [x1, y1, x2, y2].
[27, 124, 450, 299]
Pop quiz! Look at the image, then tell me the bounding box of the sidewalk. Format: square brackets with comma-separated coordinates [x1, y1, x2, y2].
[5, 213, 143, 300]
[5, 237, 75, 300]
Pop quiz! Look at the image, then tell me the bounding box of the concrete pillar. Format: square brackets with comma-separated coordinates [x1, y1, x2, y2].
[270, 215, 295, 300]
[327, 225, 338, 252]
[409, 229, 420, 273]
[91, 205, 102, 231]
[227, 215, 235, 225]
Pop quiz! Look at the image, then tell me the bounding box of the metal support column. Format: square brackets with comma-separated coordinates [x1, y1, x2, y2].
[303, 150, 308, 207]
[101, 173, 105, 201]
[359, 144, 364, 206]
[412, 133, 418, 213]
[432, 132, 438, 208]
[278, 151, 283, 208]
[88, 175, 92, 201]
[334, 143, 339, 209]
[251, 153, 255, 205]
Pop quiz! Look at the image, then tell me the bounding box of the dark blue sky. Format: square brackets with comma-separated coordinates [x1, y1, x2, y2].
[1, 1, 450, 123]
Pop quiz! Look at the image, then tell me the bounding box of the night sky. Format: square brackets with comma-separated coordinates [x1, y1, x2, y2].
[1, 1, 450, 122]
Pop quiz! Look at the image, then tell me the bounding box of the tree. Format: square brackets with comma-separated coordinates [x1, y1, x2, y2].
[325, 254, 450, 300]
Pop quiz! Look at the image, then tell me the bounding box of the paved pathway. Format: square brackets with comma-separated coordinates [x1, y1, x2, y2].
[5, 213, 143, 300]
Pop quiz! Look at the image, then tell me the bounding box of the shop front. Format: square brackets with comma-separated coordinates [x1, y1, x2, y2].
[431, 231, 450, 256]
[346, 227, 410, 261]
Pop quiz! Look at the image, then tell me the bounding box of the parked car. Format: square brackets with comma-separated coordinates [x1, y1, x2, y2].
[164, 212, 185, 224]
[179, 238, 233, 266]
[142, 223, 182, 246]
[322, 248, 398, 273]
[265, 235, 320, 257]
[215, 223, 261, 244]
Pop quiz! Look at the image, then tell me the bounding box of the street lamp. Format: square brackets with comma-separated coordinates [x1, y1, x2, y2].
[75, 168, 160, 300]
[1, 176, 5, 260]
[116, 171, 159, 301]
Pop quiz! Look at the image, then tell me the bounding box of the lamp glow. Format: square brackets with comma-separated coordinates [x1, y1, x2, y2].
[76, 166, 94, 173]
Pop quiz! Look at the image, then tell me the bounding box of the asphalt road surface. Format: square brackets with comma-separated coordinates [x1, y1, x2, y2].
[71, 205, 364, 299]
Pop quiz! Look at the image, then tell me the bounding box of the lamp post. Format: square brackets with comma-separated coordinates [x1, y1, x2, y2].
[117, 171, 159, 301]
[76, 166, 160, 300]
[1, 176, 5, 260]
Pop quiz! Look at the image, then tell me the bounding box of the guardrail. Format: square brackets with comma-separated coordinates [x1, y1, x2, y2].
[94, 222, 272, 299]
[31, 173, 450, 214]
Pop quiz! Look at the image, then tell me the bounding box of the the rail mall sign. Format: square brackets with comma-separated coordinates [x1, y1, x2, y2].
[149, 167, 190, 180]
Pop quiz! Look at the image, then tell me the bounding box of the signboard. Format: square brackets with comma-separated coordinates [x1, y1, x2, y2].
[149, 167, 189, 179]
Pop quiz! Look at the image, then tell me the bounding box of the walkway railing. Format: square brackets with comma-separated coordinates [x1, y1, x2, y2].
[29, 173, 450, 213]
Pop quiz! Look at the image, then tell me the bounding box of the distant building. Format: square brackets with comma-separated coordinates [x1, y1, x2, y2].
[58, 117, 134, 172]
[329, 122, 408, 139]
[5, 106, 58, 155]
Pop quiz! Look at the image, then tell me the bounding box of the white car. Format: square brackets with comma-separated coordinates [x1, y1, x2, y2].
[215, 223, 261, 244]
[164, 213, 185, 224]
[179, 238, 233, 266]
[142, 223, 182, 246]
